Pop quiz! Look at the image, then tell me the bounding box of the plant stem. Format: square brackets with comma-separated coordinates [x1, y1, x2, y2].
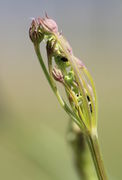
[69, 122, 97, 180]
[86, 131, 108, 180]
[34, 43, 53, 89]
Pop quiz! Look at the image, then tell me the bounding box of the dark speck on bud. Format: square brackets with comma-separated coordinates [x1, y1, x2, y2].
[29, 18, 44, 44]
[60, 56, 68, 62]
[52, 67, 64, 83]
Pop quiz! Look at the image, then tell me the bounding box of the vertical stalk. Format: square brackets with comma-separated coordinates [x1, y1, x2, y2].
[86, 131, 108, 180]
[69, 122, 97, 180]
[34, 43, 53, 89]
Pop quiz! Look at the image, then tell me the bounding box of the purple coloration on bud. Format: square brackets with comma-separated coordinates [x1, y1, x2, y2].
[38, 14, 58, 33]
[29, 18, 44, 44]
[52, 67, 64, 83]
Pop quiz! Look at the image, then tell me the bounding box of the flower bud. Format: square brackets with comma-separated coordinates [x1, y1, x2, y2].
[38, 14, 58, 34]
[52, 67, 64, 83]
[29, 18, 44, 44]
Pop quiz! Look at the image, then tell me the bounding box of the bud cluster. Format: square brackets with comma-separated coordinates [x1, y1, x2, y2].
[29, 19, 44, 44]
[29, 14, 97, 132]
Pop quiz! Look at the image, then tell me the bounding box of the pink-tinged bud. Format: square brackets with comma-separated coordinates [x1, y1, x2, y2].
[38, 14, 58, 33]
[52, 67, 64, 83]
[74, 57, 84, 69]
[29, 18, 44, 44]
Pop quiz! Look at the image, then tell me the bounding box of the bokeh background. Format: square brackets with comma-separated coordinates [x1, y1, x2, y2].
[0, 0, 122, 179]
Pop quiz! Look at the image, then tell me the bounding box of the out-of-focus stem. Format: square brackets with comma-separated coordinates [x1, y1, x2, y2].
[86, 131, 108, 180]
[68, 122, 97, 180]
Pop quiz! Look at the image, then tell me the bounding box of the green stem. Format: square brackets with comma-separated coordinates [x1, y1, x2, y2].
[34, 43, 53, 89]
[33, 43, 81, 127]
[68, 122, 97, 180]
[86, 131, 108, 180]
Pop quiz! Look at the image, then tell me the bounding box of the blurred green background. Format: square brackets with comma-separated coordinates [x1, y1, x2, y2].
[0, 0, 122, 179]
